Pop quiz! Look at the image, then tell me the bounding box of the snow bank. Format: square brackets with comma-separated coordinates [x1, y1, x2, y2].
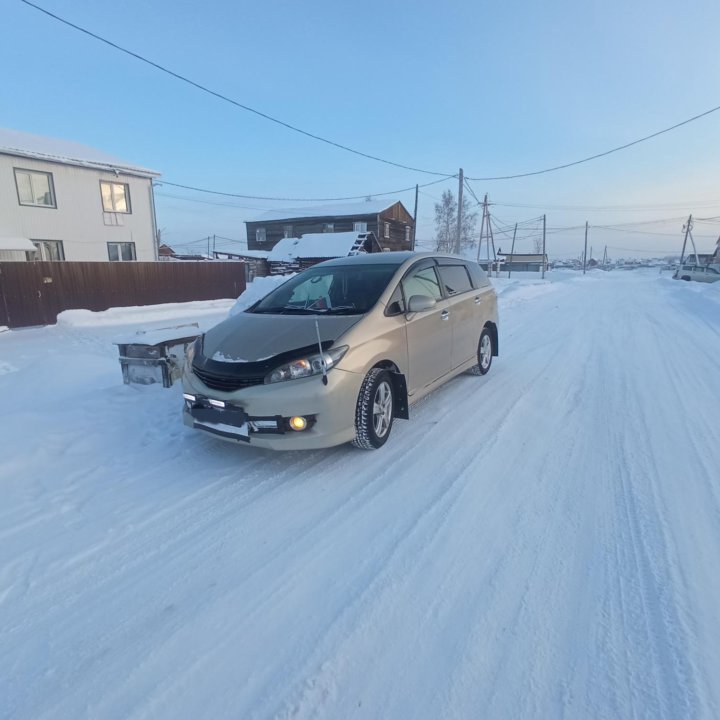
[57, 299, 235, 327]
[228, 274, 295, 316]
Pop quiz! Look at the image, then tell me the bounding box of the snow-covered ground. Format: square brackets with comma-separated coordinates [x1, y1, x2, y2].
[2, 270, 720, 719]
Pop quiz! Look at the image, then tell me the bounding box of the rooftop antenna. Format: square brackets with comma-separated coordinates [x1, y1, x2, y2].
[314, 316, 328, 385]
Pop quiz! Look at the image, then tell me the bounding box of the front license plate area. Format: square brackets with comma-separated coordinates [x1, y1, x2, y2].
[189, 402, 250, 442]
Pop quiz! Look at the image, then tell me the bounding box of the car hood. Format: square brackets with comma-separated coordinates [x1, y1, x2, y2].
[201, 312, 362, 363]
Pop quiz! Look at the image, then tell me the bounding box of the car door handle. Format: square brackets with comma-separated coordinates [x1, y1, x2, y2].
[441, 310, 450, 320]
[474, 296, 482, 304]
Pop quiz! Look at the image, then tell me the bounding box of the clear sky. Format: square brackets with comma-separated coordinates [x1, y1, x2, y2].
[2, 0, 719, 259]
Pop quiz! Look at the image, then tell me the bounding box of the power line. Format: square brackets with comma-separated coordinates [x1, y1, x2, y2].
[605, 245, 683, 254]
[19, 0, 451, 177]
[491, 199, 720, 212]
[157, 176, 453, 202]
[466, 105, 720, 181]
[19, 0, 720, 184]
[155, 191, 272, 211]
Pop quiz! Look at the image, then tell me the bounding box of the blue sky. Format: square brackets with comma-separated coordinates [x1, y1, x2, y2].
[2, 0, 719, 258]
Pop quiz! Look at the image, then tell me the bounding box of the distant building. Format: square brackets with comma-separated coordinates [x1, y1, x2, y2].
[0, 128, 160, 262]
[245, 200, 414, 253]
[495, 252, 549, 272]
[267, 231, 382, 274]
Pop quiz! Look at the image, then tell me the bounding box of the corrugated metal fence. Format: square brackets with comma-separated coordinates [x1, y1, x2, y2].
[0, 261, 246, 328]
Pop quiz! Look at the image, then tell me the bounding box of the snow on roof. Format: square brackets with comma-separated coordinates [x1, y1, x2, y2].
[0, 237, 36, 252]
[0, 128, 160, 178]
[268, 232, 365, 261]
[250, 199, 396, 222]
[214, 249, 269, 259]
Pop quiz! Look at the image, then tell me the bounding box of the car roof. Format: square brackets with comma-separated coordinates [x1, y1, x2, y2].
[315, 251, 477, 269]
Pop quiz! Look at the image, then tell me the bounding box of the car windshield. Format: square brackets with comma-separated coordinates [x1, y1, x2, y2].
[249, 264, 398, 315]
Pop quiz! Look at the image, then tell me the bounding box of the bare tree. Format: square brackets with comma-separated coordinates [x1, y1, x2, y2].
[534, 236, 544, 254]
[434, 190, 477, 253]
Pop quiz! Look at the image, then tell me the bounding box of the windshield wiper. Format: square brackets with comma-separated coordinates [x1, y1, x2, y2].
[324, 306, 362, 315]
[251, 306, 326, 315]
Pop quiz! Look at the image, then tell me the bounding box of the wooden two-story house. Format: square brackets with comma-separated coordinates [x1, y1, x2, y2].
[245, 200, 415, 253]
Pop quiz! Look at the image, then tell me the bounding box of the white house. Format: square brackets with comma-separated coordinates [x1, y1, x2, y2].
[0, 128, 160, 262]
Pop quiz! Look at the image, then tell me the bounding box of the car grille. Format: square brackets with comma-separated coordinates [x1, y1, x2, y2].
[192, 366, 264, 392]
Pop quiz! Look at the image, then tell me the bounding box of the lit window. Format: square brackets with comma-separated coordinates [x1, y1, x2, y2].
[108, 242, 136, 261]
[256, 227, 267, 243]
[100, 181, 131, 213]
[15, 169, 56, 208]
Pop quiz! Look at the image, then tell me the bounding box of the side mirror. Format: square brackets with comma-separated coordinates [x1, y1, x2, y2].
[407, 294, 437, 313]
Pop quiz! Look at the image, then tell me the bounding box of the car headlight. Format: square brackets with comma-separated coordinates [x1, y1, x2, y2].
[265, 346, 348, 384]
[185, 336, 200, 367]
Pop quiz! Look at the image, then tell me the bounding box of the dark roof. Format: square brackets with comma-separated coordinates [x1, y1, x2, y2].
[249, 200, 407, 223]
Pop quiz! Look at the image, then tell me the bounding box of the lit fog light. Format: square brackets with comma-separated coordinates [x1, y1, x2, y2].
[208, 399, 226, 408]
[289, 416, 308, 431]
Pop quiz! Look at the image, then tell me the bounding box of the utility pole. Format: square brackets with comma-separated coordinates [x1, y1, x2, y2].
[207, 236, 211, 259]
[488, 208, 497, 276]
[212, 234, 216, 260]
[583, 221, 588, 274]
[476, 195, 486, 263]
[679, 214, 692, 264]
[412, 184, 418, 250]
[454, 169, 464, 254]
[507, 223, 517, 279]
[541, 214, 546, 279]
[602, 245, 608, 268]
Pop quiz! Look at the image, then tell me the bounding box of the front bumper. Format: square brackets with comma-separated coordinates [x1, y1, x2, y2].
[182, 366, 363, 450]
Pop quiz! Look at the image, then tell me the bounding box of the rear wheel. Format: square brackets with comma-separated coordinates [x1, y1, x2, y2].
[467, 328, 493, 376]
[352, 369, 394, 450]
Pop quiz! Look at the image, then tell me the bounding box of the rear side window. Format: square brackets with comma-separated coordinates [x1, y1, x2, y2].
[438, 265, 473, 295]
[466, 262, 489, 288]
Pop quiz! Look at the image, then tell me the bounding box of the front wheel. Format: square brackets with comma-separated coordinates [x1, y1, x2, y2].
[467, 328, 493, 376]
[352, 369, 394, 450]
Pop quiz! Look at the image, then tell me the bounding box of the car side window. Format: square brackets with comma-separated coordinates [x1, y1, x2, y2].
[402, 266, 442, 301]
[466, 261, 489, 288]
[385, 284, 405, 316]
[438, 265, 473, 295]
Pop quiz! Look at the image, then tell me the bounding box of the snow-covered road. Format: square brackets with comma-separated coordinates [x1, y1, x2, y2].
[2, 272, 720, 719]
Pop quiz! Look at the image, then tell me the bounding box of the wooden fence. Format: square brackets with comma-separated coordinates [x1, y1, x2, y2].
[0, 261, 246, 329]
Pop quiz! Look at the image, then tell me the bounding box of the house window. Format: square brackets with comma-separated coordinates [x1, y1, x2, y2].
[256, 227, 267, 243]
[107, 242, 136, 261]
[100, 181, 131, 213]
[353, 221, 367, 232]
[405, 226, 411, 243]
[28, 240, 65, 261]
[323, 223, 334, 233]
[14, 169, 56, 208]
[283, 224, 293, 238]
[384, 222, 390, 239]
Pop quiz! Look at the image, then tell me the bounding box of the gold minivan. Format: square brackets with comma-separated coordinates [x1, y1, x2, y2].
[182, 252, 498, 450]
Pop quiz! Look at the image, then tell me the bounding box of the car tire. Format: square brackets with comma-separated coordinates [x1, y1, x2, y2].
[467, 328, 493, 376]
[352, 368, 394, 450]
